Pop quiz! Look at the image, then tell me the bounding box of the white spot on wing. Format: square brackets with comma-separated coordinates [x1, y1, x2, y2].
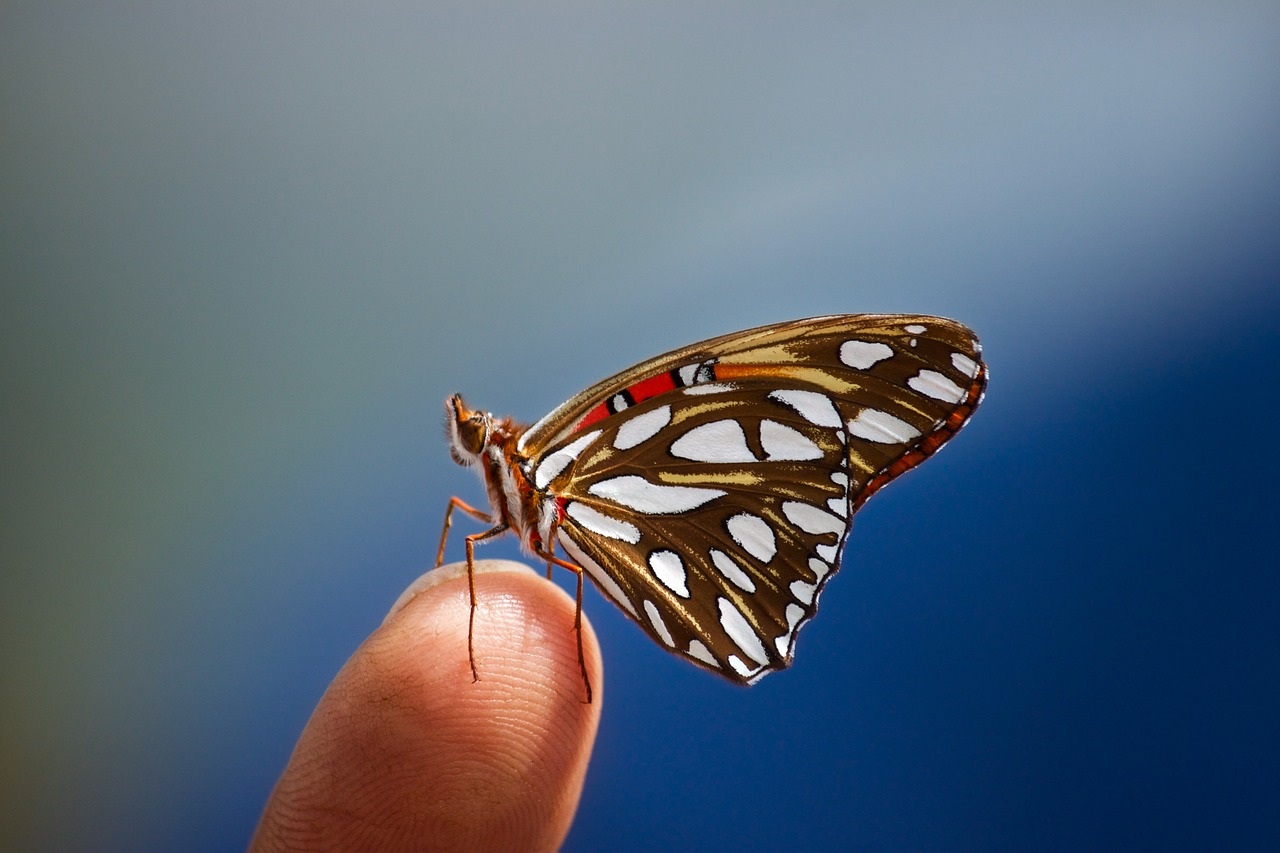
[808, 557, 830, 581]
[827, 496, 847, 517]
[816, 543, 839, 562]
[840, 340, 894, 369]
[769, 389, 842, 427]
[759, 419, 823, 461]
[908, 369, 965, 404]
[952, 352, 979, 378]
[776, 602, 810, 659]
[848, 409, 922, 444]
[682, 382, 737, 396]
[557, 530, 637, 617]
[670, 419, 756, 463]
[533, 430, 601, 489]
[687, 639, 718, 667]
[709, 548, 757, 593]
[790, 580, 816, 605]
[726, 513, 776, 563]
[719, 597, 770, 665]
[648, 550, 689, 597]
[613, 405, 671, 450]
[564, 501, 640, 543]
[588, 475, 725, 514]
[783, 501, 845, 536]
[643, 600, 675, 646]
[904, 323, 927, 334]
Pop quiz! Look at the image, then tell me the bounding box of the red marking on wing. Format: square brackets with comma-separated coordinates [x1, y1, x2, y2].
[627, 372, 678, 404]
[573, 371, 680, 432]
[576, 404, 610, 431]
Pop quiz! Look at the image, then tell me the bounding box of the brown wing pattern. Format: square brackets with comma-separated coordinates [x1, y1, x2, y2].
[531, 315, 986, 683]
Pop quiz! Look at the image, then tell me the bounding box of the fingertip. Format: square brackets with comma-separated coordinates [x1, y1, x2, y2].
[383, 558, 527, 624]
[379, 561, 604, 846]
[384, 559, 603, 710]
[252, 561, 602, 853]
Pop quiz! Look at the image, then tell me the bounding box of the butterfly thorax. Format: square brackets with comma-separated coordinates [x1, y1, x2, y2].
[445, 394, 550, 552]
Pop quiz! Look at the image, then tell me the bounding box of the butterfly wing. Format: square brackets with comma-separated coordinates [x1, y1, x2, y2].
[526, 315, 986, 683]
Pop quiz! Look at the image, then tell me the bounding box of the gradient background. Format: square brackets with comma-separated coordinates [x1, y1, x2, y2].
[3, 3, 1278, 851]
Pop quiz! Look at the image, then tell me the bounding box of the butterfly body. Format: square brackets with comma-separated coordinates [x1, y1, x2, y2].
[441, 314, 986, 689]
[444, 396, 551, 553]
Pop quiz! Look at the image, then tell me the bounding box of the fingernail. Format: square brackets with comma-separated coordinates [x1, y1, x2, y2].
[384, 559, 538, 625]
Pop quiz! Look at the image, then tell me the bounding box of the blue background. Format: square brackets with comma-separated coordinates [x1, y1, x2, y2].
[3, 3, 1278, 850]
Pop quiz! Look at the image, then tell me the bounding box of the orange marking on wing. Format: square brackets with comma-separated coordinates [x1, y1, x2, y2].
[852, 365, 986, 511]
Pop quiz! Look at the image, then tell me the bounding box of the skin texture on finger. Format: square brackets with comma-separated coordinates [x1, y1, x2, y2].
[250, 560, 602, 853]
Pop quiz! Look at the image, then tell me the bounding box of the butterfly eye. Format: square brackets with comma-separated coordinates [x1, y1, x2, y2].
[458, 415, 488, 454]
[446, 395, 490, 465]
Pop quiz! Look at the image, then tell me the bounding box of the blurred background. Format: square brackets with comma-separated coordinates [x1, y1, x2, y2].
[3, 2, 1278, 850]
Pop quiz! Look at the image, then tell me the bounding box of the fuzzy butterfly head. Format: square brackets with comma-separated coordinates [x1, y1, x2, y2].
[445, 394, 493, 468]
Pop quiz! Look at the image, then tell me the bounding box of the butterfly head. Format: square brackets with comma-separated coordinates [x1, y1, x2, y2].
[445, 394, 492, 467]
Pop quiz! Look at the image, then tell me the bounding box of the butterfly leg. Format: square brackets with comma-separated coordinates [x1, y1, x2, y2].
[533, 546, 594, 704]
[462, 521, 510, 682]
[435, 496, 494, 569]
[543, 534, 556, 580]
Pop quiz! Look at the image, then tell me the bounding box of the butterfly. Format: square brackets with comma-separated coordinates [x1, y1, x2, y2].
[437, 314, 986, 701]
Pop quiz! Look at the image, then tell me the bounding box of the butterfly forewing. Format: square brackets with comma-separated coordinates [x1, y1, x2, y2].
[526, 315, 986, 684]
[519, 314, 945, 451]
